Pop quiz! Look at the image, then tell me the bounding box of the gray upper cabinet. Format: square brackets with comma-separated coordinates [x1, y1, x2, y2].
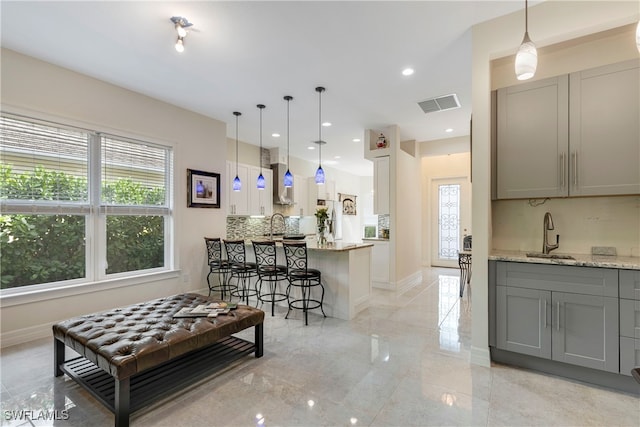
[569, 59, 640, 196]
[497, 76, 569, 199]
[495, 59, 640, 199]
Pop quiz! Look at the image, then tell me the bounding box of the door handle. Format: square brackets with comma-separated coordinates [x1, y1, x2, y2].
[560, 153, 565, 189]
[543, 299, 547, 329]
[556, 301, 560, 331]
[572, 152, 578, 187]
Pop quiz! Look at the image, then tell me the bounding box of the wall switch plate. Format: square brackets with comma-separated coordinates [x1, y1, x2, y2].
[591, 246, 617, 256]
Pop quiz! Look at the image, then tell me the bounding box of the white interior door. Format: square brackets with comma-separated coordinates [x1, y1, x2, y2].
[431, 177, 470, 268]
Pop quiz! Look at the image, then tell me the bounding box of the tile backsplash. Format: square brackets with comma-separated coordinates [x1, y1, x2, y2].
[226, 216, 300, 239]
[492, 196, 640, 257]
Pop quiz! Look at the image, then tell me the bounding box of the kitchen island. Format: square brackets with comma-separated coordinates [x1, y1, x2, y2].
[245, 239, 373, 320]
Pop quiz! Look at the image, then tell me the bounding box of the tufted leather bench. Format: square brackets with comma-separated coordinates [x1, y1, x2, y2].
[53, 293, 264, 427]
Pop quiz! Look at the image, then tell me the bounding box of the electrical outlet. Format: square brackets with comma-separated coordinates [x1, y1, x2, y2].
[591, 246, 616, 256]
[182, 273, 190, 283]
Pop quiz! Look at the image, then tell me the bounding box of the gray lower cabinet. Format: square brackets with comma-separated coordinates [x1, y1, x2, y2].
[495, 261, 619, 373]
[620, 270, 640, 376]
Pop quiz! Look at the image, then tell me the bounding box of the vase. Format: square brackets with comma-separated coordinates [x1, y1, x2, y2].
[317, 222, 327, 246]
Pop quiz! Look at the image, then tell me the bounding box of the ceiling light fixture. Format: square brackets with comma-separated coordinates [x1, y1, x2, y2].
[283, 95, 294, 188]
[445, 128, 453, 133]
[314, 86, 326, 185]
[232, 112, 242, 192]
[515, 0, 537, 80]
[256, 104, 266, 190]
[170, 16, 193, 53]
[402, 68, 414, 76]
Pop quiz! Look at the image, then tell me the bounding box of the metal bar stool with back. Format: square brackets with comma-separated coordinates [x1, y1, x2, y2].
[252, 240, 288, 316]
[204, 237, 235, 299]
[223, 239, 259, 305]
[282, 240, 326, 325]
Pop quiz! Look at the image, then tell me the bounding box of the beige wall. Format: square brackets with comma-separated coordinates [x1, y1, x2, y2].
[472, 0, 639, 366]
[1, 48, 228, 345]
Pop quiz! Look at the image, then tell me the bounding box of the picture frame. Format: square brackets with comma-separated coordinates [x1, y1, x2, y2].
[339, 193, 357, 215]
[187, 169, 220, 208]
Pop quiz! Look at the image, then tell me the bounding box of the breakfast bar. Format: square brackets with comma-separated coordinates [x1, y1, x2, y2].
[246, 240, 373, 320]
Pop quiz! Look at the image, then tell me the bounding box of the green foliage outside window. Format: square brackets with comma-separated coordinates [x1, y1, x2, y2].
[0, 165, 165, 289]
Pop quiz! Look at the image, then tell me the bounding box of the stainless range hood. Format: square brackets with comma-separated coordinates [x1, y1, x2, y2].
[270, 163, 294, 205]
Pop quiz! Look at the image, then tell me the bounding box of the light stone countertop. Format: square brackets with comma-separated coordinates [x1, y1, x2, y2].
[244, 238, 373, 252]
[489, 250, 640, 270]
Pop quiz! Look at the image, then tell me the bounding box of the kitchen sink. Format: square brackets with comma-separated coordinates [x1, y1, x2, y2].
[526, 252, 575, 260]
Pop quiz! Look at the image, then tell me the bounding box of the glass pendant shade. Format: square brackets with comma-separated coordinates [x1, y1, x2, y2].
[315, 165, 325, 184]
[636, 21, 640, 53]
[233, 175, 242, 192]
[284, 169, 293, 188]
[515, 32, 537, 80]
[257, 173, 265, 190]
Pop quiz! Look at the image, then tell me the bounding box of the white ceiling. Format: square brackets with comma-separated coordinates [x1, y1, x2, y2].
[0, 1, 530, 176]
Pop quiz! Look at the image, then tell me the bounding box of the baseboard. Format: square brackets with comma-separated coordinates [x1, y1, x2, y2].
[1, 322, 52, 348]
[397, 270, 423, 294]
[372, 281, 394, 290]
[470, 345, 492, 367]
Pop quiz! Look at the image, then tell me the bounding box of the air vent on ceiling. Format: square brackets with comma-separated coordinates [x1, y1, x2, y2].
[418, 94, 461, 114]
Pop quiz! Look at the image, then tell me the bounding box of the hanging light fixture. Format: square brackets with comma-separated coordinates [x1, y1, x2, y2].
[170, 16, 193, 53]
[232, 112, 242, 192]
[283, 95, 294, 188]
[314, 87, 326, 185]
[256, 104, 266, 190]
[515, 0, 537, 81]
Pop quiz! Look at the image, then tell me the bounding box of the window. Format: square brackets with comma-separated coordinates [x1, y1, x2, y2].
[437, 183, 460, 260]
[0, 113, 173, 292]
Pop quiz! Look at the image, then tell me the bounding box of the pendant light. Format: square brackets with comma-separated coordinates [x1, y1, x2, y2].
[232, 112, 242, 192]
[283, 95, 294, 188]
[314, 86, 326, 185]
[256, 104, 266, 190]
[515, 0, 537, 81]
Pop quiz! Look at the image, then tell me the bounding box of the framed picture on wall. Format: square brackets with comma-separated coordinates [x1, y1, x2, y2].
[187, 169, 220, 208]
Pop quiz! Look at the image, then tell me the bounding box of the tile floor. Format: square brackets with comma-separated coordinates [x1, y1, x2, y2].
[1, 267, 638, 426]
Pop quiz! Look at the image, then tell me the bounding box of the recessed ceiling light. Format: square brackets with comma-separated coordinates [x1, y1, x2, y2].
[325, 160, 338, 165]
[445, 128, 454, 133]
[334, 156, 341, 159]
[322, 122, 331, 127]
[308, 146, 315, 150]
[402, 68, 414, 76]
[272, 133, 280, 137]
[352, 138, 361, 142]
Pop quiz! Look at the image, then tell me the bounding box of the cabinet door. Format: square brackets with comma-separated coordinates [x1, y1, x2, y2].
[373, 156, 390, 214]
[569, 59, 640, 196]
[496, 286, 552, 358]
[227, 162, 249, 215]
[370, 240, 390, 287]
[496, 76, 569, 199]
[293, 174, 308, 216]
[551, 292, 619, 373]
[249, 167, 272, 216]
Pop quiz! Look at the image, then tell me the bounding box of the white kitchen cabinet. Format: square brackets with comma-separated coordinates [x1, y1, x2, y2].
[373, 156, 390, 214]
[226, 161, 250, 215]
[306, 177, 336, 214]
[293, 174, 308, 216]
[496, 75, 569, 199]
[569, 59, 640, 196]
[366, 239, 390, 288]
[249, 166, 272, 216]
[495, 59, 640, 199]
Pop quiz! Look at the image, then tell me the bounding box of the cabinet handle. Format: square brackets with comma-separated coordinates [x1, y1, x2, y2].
[560, 153, 565, 189]
[572, 152, 578, 187]
[556, 301, 560, 331]
[543, 299, 547, 329]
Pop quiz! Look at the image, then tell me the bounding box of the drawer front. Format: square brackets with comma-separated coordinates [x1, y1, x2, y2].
[620, 299, 640, 338]
[620, 270, 640, 300]
[620, 337, 640, 377]
[496, 261, 618, 297]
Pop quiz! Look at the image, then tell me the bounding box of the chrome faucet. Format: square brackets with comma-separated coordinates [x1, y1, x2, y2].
[542, 212, 559, 254]
[269, 213, 286, 239]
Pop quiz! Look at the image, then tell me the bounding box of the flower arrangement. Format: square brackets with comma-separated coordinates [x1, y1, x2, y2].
[315, 207, 329, 245]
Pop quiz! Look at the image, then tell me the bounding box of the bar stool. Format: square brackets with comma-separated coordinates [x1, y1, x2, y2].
[204, 237, 235, 299]
[224, 239, 259, 305]
[282, 241, 326, 325]
[252, 240, 288, 316]
[458, 251, 472, 297]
